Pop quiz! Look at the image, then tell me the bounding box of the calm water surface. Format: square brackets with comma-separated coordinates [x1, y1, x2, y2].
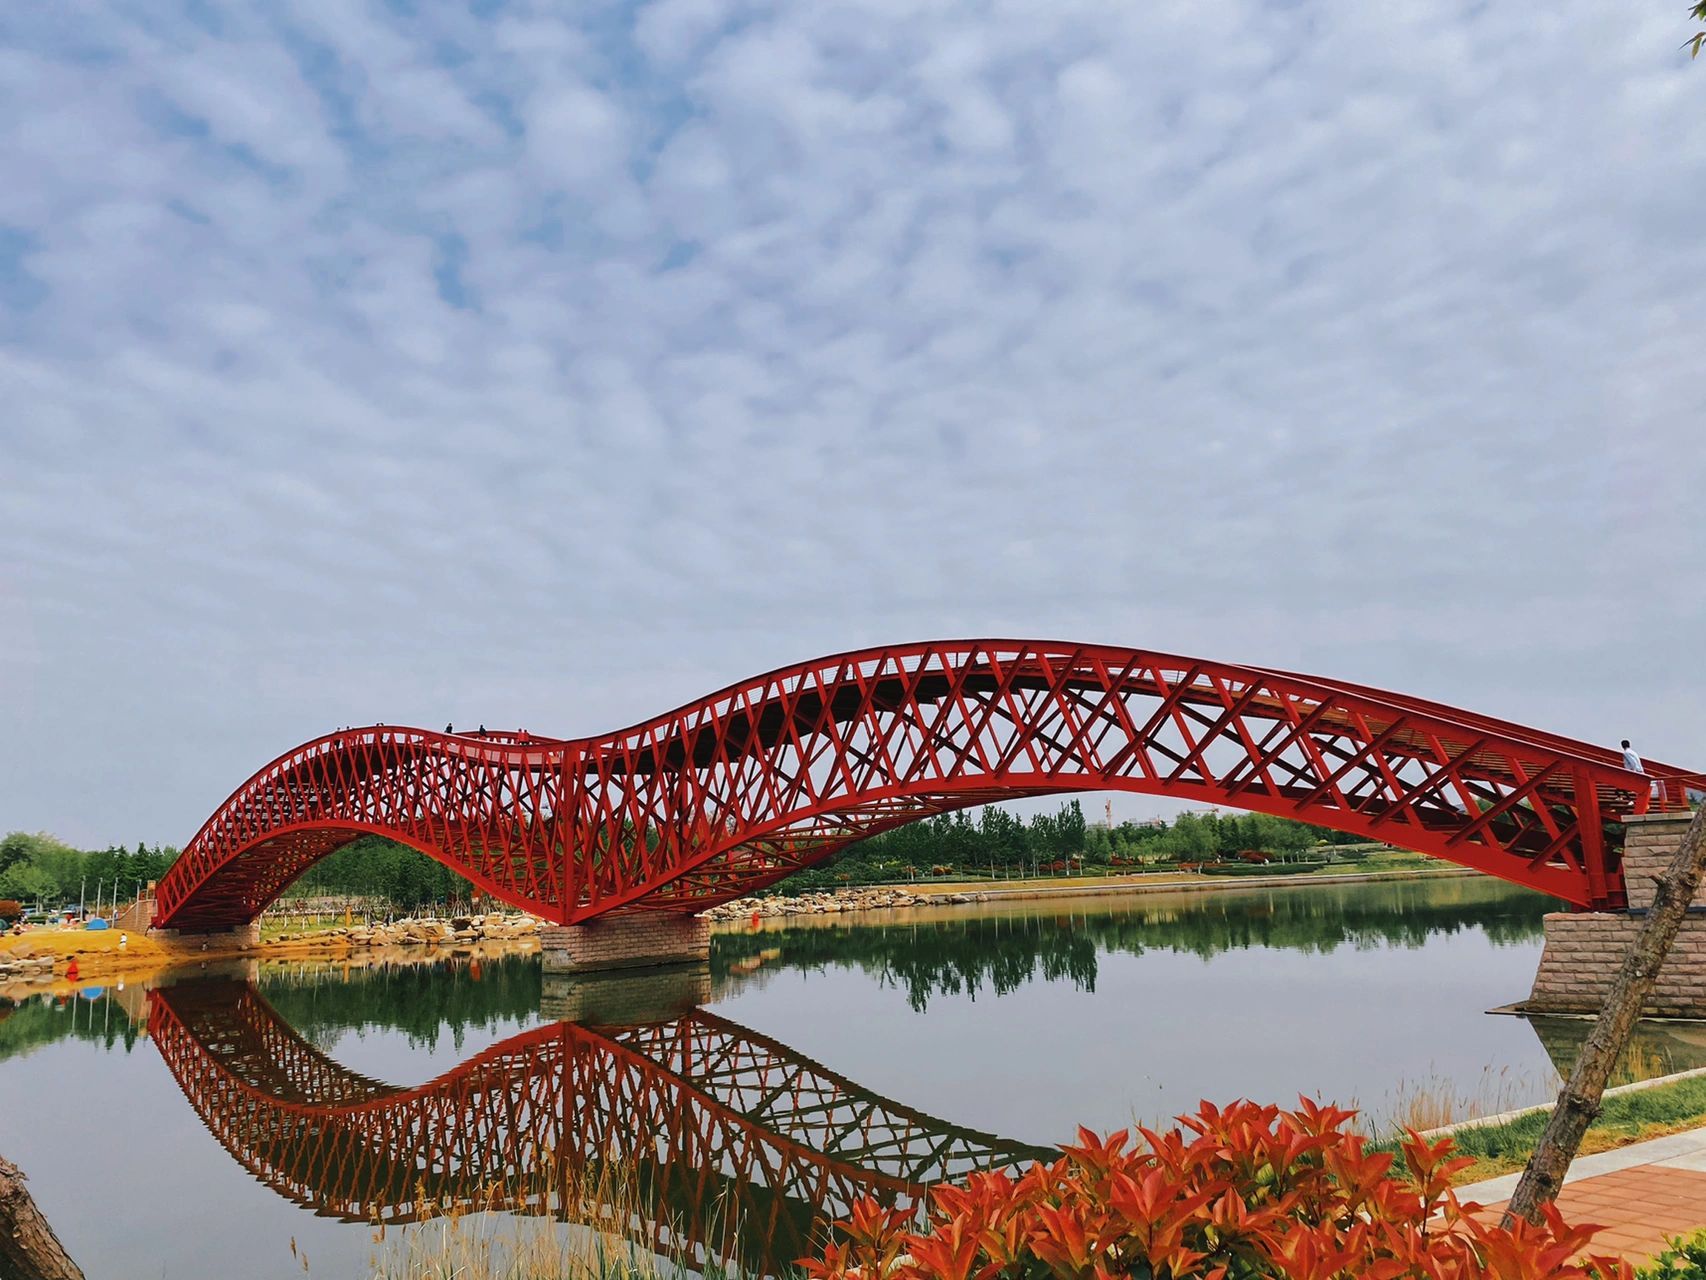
[4, 876, 1703, 1279]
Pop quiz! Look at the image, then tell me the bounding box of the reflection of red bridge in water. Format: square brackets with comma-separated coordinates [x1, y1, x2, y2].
[153, 641, 1705, 931]
[147, 982, 1051, 1271]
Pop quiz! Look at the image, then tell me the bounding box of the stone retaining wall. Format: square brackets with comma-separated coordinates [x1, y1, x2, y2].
[1527, 911, 1706, 1018]
[1524, 812, 1706, 1019]
[1621, 812, 1706, 911]
[150, 921, 261, 949]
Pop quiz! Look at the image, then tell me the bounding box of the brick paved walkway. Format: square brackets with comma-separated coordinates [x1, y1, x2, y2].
[1460, 1128, 1706, 1264]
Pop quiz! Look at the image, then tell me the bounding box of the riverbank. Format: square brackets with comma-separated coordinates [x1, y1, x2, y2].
[699, 863, 1481, 922]
[0, 863, 1484, 994]
[1373, 1067, 1706, 1188]
[0, 912, 545, 996]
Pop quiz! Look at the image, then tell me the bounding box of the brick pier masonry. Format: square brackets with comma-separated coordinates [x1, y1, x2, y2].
[539, 913, 711, 975]
[1526, 811, 1706, 1019]
[148, 920, 262, 949]
[540, 965, 712, 1025]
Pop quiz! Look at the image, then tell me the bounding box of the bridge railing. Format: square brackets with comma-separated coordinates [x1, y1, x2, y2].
[1649, 773, 1706, 814]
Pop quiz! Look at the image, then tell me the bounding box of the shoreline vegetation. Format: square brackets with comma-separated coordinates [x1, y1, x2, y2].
[1394, 1067, 1706, 1185]
[0, 912, 548, 993]
[0, 803, 1489, 997]
[0, 861, 1479, 995]
[698, 861, 1479, 921]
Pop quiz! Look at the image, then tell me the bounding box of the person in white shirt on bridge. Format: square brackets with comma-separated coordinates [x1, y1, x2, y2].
[1621, 739, 1662, 812]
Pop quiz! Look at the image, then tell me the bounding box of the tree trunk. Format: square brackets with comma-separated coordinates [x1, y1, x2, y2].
[1503, 804, 1706, 1225]
[0, 1155, 84, 1280]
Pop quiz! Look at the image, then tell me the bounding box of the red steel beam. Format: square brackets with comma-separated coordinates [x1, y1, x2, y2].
[154, 641, 1695, 928]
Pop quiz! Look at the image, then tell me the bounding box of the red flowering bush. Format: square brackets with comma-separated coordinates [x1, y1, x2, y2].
[805, 1099, 1629, 1280]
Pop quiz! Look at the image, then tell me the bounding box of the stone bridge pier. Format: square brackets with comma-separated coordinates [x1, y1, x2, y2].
[1526, 812, 1706, 1019]
[540, 913, 711, 976]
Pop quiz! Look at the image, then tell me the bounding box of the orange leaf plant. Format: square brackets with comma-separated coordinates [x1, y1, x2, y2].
[802, 1098, 1629, 1280]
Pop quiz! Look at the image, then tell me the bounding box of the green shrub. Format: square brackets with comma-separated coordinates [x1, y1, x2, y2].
[1640, 1229, 1706, 1279]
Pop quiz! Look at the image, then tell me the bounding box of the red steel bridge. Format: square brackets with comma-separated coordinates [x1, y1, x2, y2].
[153, 640, 1702, 931]
[148, 981, 1049, 1272]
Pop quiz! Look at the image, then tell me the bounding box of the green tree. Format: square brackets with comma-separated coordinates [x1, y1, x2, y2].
[0, 833, 84, 902]
[1084, 824, 1112, 859]
[1158, 812, 1217, 860]
[0, 861, 55, 903]
[0, 833, 73, 880]
[0, 833, 28, 877]
[1054, 799, 1087, 858]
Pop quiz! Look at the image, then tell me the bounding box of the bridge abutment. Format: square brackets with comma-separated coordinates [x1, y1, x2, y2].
[148, 921, 262, 950]
[540, 913, 710, 975]
[1526, 812, 1706, 1019]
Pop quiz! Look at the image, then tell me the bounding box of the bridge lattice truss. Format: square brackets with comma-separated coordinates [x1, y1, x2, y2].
[154, 641, 1702, 929]
[148, 983, 1048, 1272]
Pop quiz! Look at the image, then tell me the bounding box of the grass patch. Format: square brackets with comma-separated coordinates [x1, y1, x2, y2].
[1380, 1072, 1706, 1185]
[910, 871, 1198, 895]
[256, 917, 347, 942]
[1375, 1064, 1560, 1135]
[1199, 860, 1329, 877]
[361, 1153, 760, 1280]
[1355, 849, 1440, 872]
[910, 859, 1459, 896]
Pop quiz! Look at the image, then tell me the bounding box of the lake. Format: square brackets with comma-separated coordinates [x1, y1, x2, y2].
[4, 875, 1703, 1279]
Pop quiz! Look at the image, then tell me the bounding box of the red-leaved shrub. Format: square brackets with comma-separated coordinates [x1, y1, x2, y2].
[805, 1098, 1628, 1280]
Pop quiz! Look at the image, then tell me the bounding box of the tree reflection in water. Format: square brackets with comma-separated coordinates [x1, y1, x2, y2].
[712, 877, 1559, 1011]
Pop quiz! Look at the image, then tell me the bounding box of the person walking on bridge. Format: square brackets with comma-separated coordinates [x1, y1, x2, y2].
[1621, 739, 1660, 813]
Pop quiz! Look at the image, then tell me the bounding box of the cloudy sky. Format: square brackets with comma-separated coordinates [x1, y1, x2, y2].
[2, 1, 1702, 847]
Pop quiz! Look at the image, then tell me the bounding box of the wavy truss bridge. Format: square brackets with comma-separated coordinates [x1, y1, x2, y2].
[148, 981, 1049, 1272]
[154, 640, 1701, 930]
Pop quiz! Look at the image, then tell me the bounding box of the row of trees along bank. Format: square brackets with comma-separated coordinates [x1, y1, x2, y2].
[1, 805, 1375, 916]
[0, 831, 471, 918]
[0, 834, 176, 913]
[774, 801, 1375, 892]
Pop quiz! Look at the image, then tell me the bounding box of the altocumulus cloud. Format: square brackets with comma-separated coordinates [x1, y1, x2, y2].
[0, 0, 1701, 844]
